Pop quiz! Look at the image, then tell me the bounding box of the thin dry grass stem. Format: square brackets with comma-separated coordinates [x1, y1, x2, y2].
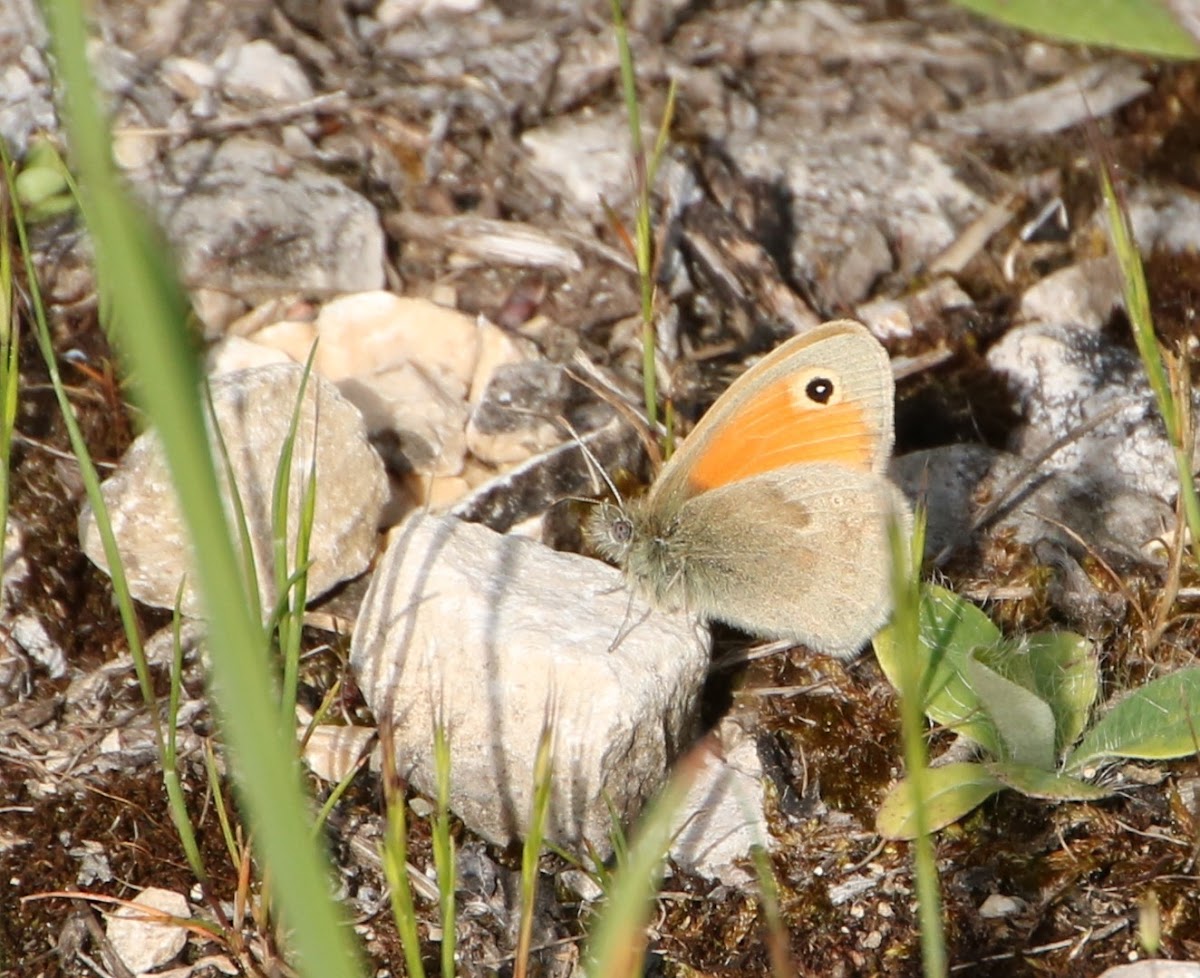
[936, 401, 1127, 567]
[749, 846, 795, 978]
[565, 362, 663, 471]
[514, 721, 555, 978]
[1145, 350, 1200, 651]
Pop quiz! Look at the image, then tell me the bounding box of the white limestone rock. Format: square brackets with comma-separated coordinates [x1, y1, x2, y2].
[351, 513, 710, 855]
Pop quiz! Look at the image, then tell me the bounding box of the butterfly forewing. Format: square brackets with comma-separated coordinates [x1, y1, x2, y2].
[649, 321, 895, 506]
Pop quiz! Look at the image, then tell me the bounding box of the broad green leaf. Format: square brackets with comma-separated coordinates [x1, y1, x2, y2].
[977, 631, 1099, 752]
[876, 763, 1005, 840]
[987, 761, 1112, 801]
[964, 654, 1057, 770]
[1067, 667, 1200, 772]
[875, 585, 1004, 754]
[950, 0, 1200, 59]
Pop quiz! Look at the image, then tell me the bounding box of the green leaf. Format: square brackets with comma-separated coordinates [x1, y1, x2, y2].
[964, 654, 1057, 770]
[875, 763, 1005, 840]
[1067, 667, 1200, 772]
[977, 631, 1100, 753]
[987, 761, 1112, 801]
[950, 0, 1200, 59]
[875, 585, 1005, 754]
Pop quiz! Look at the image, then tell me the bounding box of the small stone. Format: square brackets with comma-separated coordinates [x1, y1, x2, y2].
[1019, 259, 1123, 329]
[241, 320, 319, 363]
[105, 886, 190, 974]
[1125, 185, 1200, 255]
[0, 522, 66, 690]
[351, 513, 709, 856]
[375, 0, 483, 27]
[978, 893, 1025, 919]
[216, 39, 314, 103]
[302, 725, 376, 783]
[352, 361, 470, 477]
[668, 718, 771, 886]
[155, 138, 385, 312]
[558, 869, 603, 902]
[466, 361, 570, 466]
[79, 364, 387, 618]
[521, 112, 646, 216]
[161, 56, 217, 100]
[314, 293, 480, 394]
[893, 444, 1173, 568]
[858, 277, 973, 340]
[206, 336, 294, 375]
[469, 318, 538, 404]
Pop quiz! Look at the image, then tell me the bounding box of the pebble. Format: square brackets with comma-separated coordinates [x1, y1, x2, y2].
[521, 112, 648, 217]
[105, 886, 190, 975]
[215, 39, 314, 103]
[667, 718, 772, 886]
[0, 522, 67, 698]
[893, 444, 1172, 567]
[732, 124, 983, 307]
[1019, 258, 1123, 329]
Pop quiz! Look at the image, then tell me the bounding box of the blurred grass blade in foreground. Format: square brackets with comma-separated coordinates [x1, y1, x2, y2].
[42, 0, 366, 974]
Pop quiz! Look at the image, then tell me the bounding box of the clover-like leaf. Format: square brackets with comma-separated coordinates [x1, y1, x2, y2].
[1067, 667, 1200, 773]
[963, 653, 1058, 770]
[987, 761, 1112, 801]
[875, 762, 1005, 840]
[975, 631, 1099, 755]
[874, 585, 1004, 754]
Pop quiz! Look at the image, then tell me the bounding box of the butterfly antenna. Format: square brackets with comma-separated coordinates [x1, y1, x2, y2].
[557, 414, 625, 506]
[566, 353, 664, 470]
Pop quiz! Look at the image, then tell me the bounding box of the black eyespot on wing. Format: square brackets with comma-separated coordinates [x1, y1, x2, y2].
[805, 376, 835, 404]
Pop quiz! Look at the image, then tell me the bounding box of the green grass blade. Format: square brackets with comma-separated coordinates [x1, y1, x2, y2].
[885, 508, 947, 978]
[516, 723, 555, 978]
[380, 726, 428, 978]
[0, 166, 17, 576]
[164, 586, 208, 880]
[43, 2, 365, 974]
[4, 141, 223, 884]
[431, 724, 456, 978]
[1099, 152, 1200, 566]
[583, 756, 694, 978]
[275, 345, 319, 729]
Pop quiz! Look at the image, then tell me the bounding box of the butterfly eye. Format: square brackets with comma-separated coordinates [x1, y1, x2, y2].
[611, 516, 634, 544]
[793, 366, 843, 408]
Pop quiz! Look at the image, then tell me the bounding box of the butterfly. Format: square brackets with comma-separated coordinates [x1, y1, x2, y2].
[587, 319, 910, 657]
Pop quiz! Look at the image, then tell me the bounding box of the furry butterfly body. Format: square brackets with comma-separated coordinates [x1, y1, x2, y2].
[587, 319, 910, 657]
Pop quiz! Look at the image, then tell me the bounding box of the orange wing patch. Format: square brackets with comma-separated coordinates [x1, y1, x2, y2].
[687, 373, 874, 492]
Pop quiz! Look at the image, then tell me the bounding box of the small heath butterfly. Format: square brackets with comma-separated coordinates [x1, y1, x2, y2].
[587, 319, 910, 657]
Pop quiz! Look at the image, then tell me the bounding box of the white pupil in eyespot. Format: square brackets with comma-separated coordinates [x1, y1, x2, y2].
[806, 377, 835, 404]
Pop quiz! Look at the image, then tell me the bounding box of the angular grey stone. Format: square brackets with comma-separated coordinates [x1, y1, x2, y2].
[153, 138, 384, 309]
[668, 718, 771, 886]
[987, 321, 1200, 503]
[79, 364, 387, 618]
